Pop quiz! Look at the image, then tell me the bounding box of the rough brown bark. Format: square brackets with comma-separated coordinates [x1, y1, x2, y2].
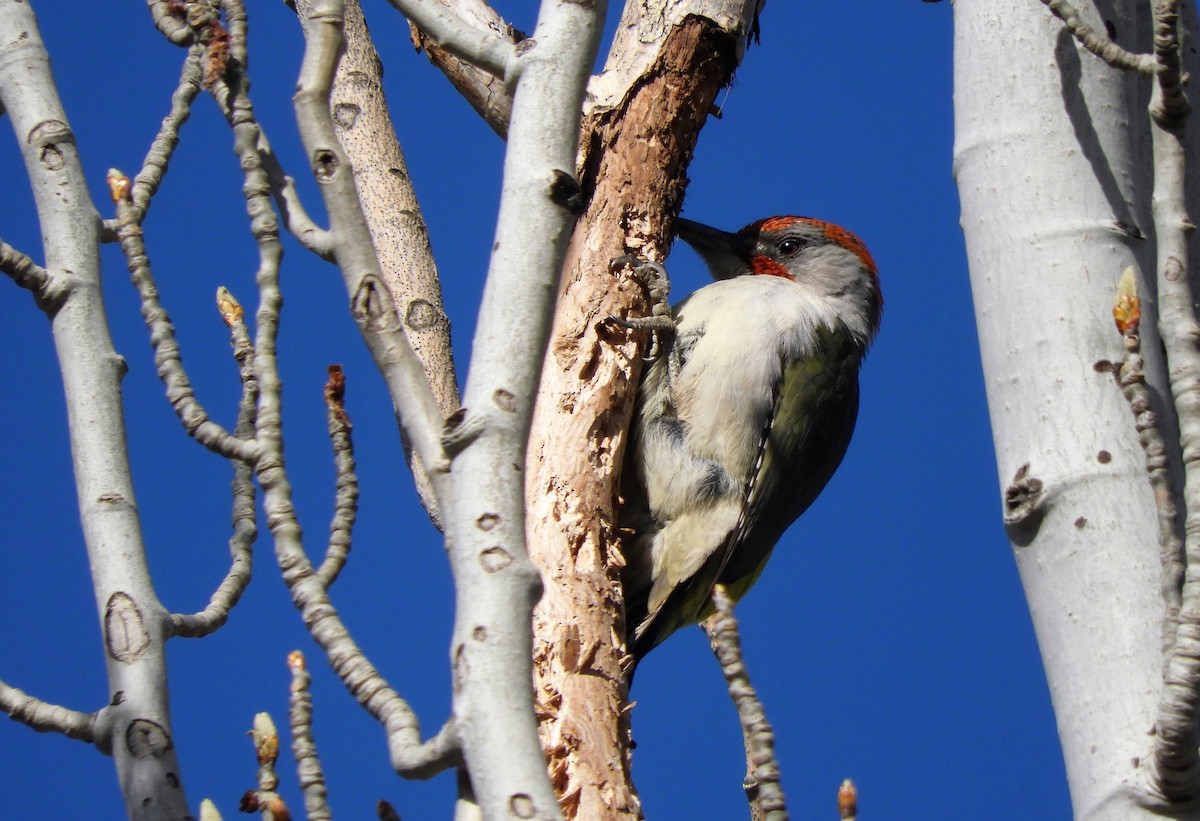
[526, 17, 738, 820]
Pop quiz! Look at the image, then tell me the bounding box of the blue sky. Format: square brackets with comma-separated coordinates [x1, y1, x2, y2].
[0, 2, 1072, 819]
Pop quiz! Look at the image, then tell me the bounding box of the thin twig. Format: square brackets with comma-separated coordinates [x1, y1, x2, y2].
[702, 585, 788, 821]
[109, 169, 261, 464]
[0, 677, 96, 742]
[171, 290, 258, 637]
[1137, 0, 1200, 799]
[101, 47, 204, 240]
[1111, 271, 1183, 665]
[0, 237, 56, 306]
[240, 712, 292, 821]
[1041, 0, 1156, 73]
[220, 0, 461, 779]
[1045, 0, 1200, 794]
[288, 651, 331, 821]
[318, 365, 358, 588]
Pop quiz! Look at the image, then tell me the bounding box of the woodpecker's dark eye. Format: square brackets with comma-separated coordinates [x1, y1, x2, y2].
[778, 238, 804, 256]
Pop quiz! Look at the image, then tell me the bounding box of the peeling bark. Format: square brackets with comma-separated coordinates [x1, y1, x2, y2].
[526, 16, 741, 820]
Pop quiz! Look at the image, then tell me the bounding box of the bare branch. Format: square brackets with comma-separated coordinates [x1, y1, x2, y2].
[703, 585, 788, 821]
[236, 3, 461, 780]
[0, 677, 97, 742]
[109, 169, 262, 464]
[288, 652, 331, 821]
[193, 10, 447, 772]
[293, 2, 451, 513]
[1151, 0, 1189, 124]
[309, 0, 461, 527]
[101, 48, 205, 240]
[185, 5, 332, 258]
[147, 0, 195, 45]
[1143, 0, 1200, 799]
[1109, 271, 1183, 664]
[171, 291, 258, 637]
[383, 0, 516, 78]
[131, 47, 204, 218]
[0, 236, 58, 306]
[317, 365, 358, 588]
[1041, 0, 1155, 73]
[350, 275, 451, 494]
[0, 3, 190, 815]
[266, 163, 334, 257]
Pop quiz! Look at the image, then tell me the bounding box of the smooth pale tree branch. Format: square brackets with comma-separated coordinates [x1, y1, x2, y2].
[350, 274, 452, 497]
[1140, 0, 1200, 798]
[383, 0, 516, 78]
[288, 652, 332, 821]
[294, 0, 451, 513]
[265, 159, 335, 257]
[0, 677, 97, 742]
[438, 0, 607, 809]
[317, 365, 358, 588]
[295, 0, 460, 527]
[0, 3, 190, 816]
[171, 292, 258, 638]
[239, 0, 461, 783]
[702, 585, 787, 821]
[1040, 0, 1155, 73]
[408, 0, 520, 138]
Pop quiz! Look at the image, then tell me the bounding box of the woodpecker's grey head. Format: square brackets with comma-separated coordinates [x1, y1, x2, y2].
[675, 215, 883, 346]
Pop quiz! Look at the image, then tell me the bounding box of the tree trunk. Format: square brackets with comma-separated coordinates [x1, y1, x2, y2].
[954, 1, 1192, 816]
[525, 4, 758, 817]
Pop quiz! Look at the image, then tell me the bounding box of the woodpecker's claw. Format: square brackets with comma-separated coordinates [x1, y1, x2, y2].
[609, 256, 676, 362]
[610, 257, 671, 305]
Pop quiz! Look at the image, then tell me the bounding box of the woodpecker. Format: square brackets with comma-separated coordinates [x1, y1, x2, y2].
[619, 215, 882, 663]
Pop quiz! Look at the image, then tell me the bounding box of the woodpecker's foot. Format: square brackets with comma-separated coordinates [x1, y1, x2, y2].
[609, 256, 676, 361]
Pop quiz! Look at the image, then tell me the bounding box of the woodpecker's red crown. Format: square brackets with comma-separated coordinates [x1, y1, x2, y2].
[676, 215, 883, 342]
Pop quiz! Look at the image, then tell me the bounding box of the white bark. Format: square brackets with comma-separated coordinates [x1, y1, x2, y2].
[0, 2, 191, 817]
[955, 1, 1186, 816]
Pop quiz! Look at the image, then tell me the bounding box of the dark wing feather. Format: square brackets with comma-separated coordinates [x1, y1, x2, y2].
[629, 324, 862, 659]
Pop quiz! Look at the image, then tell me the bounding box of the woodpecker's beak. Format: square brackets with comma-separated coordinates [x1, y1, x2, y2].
[675, 218, 753, 281]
